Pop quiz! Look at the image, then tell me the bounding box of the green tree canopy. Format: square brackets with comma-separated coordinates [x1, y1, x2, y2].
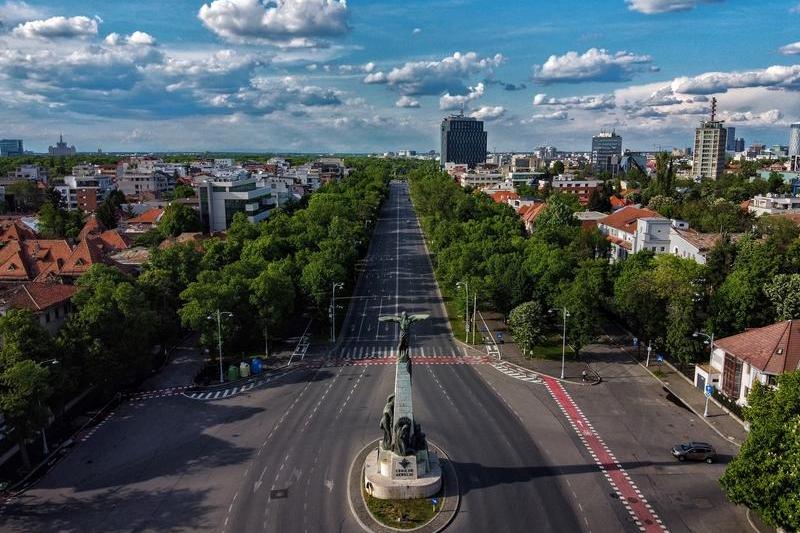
[720, 372, 800, 530]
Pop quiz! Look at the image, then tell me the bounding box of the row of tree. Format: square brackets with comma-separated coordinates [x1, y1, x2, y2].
[0, 157, 401, 471]
[409, 163, 800, 364]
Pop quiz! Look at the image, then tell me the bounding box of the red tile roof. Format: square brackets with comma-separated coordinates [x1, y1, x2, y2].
[98, 230, 131, 252]
[0, 220, 38, 243]
[610, 195, 631, 210]
[715, 320, 800, 375]
[78, 215, 103, 241]
[518, 203, 546, 224]
[599, 206, 663, 234]
[126, 208, 164, 225]
[4, 282, 76, 312]
[491, 191, 520, 204]
[59, 237, 106, 277]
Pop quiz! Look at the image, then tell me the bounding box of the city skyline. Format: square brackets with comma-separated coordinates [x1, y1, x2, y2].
[2, 0, 800, 152]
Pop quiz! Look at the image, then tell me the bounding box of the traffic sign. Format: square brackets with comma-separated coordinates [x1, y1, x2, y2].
[705, 385, 714, 398]
[656, 354, 664, 363]
[633, 337, 639, 347]
[430, 497, 439, 505]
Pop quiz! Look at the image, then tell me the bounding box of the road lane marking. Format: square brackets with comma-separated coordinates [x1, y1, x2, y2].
[542, 376, 668, 533]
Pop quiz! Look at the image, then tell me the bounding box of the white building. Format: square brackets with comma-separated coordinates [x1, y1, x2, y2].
[55, 174, 115, 211]
[694, 320, 799, 406]
[198, 174, 276, 233]
[597, 206, 670, 261]
[748, 193, 800, 216]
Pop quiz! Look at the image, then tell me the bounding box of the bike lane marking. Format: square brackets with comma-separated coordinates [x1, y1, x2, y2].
[542, 375, 668, 533]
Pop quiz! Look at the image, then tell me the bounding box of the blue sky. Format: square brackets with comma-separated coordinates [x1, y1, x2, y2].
[1, 0, 800, 153]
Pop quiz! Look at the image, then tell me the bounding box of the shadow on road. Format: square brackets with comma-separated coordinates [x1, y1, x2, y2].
[449, 458, 721, 495]
[2, 486, 213, 532]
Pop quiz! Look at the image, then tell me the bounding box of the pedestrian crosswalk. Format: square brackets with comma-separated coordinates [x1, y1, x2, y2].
[336, 345, 467, 360]
[183, 381, 258, 400]
[490, 361, 543, 384]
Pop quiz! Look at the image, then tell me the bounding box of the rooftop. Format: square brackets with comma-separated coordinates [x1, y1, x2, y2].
[715, 320, 800, 375]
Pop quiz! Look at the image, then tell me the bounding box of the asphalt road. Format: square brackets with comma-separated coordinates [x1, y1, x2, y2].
[0, 181, 652, 532]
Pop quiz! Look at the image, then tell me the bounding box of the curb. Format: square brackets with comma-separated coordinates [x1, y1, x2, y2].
[187, 364, 302, 393]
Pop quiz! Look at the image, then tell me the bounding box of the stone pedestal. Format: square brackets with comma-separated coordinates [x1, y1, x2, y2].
[364, 446, 441, 500]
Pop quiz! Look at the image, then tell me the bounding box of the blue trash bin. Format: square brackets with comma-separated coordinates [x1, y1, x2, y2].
[251, 357, 263, 375]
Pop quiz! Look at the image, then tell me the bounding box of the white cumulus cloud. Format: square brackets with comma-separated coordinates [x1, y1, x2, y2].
[626, 0, 723, 14]
[0, 1, 44, 24]
[669, 65, 800, 94]
[105, 31, 156, 47]
[469, 105, 505, 121]
[364, 51, 503, 96]
[533, 93, 615, 110]
[12, 15, 100, 39]
[198, 0, 349, 46]
[533, 48, 653, 83]
[395, 96, 420, 108]
[439, 82, 484, 110]
[780, 41, 800, 55]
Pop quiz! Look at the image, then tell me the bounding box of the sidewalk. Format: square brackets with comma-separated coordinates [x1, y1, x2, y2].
[477, 311, 749, 447]
[477, 311, 599, 384]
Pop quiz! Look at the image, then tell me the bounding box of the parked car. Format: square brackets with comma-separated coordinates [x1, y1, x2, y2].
[671, 442, 716, 463]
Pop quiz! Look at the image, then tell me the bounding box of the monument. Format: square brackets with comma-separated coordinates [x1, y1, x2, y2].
[363, 311, 443, 499]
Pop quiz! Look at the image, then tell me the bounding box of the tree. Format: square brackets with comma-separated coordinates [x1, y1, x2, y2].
[171, 184, 196, 200]
[159, 203, 202, 238]
[0, 360, 51, 470]
[0, 309, 54, 367]
[556, 259, 607, 355]
[720, 371, 800, 531]
[508, 301, 548, 357]
[249, 260, 296, 356]
[69, 265, 157, 391]
[764, 274, 800, 320]
[552, 160, 565, 175]
[652, 152, 675, 196]
[95, 198, 119, 229]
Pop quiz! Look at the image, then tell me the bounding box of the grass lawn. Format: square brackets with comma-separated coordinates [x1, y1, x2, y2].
[363, 486, 443, 529]
[524, 335, 576, 360]
[442, 293, 470, 344]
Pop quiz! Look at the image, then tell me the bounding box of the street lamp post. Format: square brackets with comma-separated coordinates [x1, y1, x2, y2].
[693, 330, 715, 355]
[550, 307, 570, 380]
[208, 310, 233, 384]
[645, 339, 652, 367]
[37, 358, 59, 456]
[330, 282, 344, 343]
[456, 281, 469, 343]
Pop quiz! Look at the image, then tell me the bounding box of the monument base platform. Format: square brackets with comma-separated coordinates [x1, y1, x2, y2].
[363, 447, 442, 500]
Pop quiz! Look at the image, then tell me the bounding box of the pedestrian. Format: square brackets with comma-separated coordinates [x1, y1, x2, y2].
[581, 369, 588, 382]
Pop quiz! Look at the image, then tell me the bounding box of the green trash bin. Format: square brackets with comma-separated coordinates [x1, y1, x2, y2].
[227, 365, 240, 381]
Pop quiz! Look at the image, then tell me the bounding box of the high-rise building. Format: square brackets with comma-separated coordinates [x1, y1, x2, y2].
[725, 127, 736, 151]
[0, 139, 24, 157]
[440, 115, 487, 168]
[734, 138, 745, 153]
[591, 131, 622, 174]
[198, 174, 276, 233]
[48, 134, 77, 156]
[692, 98, 727, 180]
[789, 123, 800, 157]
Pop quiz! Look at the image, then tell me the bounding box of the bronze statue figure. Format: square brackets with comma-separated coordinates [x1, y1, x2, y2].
[379, 394, 394, 450]
[378, 311, 430, 374]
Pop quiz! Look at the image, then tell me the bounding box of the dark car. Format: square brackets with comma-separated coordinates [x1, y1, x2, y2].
[671, 442, 716, 463]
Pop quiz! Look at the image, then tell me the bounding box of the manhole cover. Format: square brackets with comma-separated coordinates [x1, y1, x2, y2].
[270, 489, 288, 500]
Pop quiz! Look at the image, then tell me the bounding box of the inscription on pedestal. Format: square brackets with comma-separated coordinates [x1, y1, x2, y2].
[392, 454, 418, 480]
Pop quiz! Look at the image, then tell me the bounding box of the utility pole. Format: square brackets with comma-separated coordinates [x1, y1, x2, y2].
[456, 281, 469, 343]
[472, 292, 477, 345]
[330, 282, 344, 343]
[208, 310, 233, 384]
[216, 310, 224, 384]
[646, 339, 652, 367]
[560, 308, 568, 380]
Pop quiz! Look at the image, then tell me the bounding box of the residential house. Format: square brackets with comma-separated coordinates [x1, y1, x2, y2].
[0, 282, 77, 335]
[517, 203, 546, 233]
[670, 227, 739, 265]
[694, 320, 799, 406]
[748, 193, 800, 216]
[547, 175, 603, 206]
[121, 208, 164, 235]
[597, 206, 670, 261]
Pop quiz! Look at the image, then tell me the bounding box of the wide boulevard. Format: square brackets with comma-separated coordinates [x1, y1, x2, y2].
[1, 181, 732, 533]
